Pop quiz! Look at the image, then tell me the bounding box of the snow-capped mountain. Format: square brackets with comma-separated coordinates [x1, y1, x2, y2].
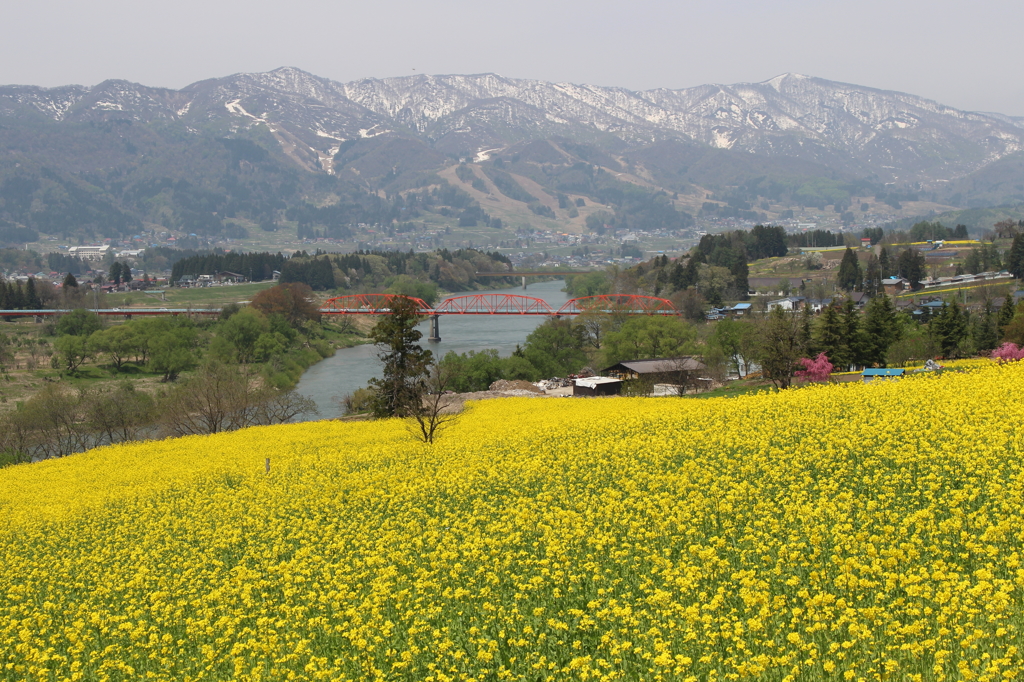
[2, 67, 1022, 183]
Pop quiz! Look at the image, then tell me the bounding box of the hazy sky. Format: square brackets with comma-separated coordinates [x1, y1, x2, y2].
[3, 0, 1022, 115]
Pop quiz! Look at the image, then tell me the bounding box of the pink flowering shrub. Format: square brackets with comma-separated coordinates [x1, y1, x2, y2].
[992, 342, 1024, 362]
[795, 353, 834, 382]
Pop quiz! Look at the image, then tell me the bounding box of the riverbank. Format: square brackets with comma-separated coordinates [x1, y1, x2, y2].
[292, 280, 572, 420]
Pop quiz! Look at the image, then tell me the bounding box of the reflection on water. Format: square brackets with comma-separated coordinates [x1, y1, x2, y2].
[293, 280, 571, 421]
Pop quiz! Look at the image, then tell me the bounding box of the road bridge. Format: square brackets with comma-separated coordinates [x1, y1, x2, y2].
[0, 308, 223, 322]
[320, 293, 679, 341]
[0, 294, 679, 342]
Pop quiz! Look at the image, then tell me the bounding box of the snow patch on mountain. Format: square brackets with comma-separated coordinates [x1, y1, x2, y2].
[2, 68, 1021, 183]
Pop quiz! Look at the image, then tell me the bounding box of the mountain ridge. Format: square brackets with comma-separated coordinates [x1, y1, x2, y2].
[2, 68, 1024, 248]
[3, 67, 1022, 186]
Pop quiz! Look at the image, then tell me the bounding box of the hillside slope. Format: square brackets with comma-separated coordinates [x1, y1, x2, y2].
[2, 362, 1022, 679]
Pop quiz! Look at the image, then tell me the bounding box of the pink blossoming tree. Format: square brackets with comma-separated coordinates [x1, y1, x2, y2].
[992, 342, 1024, 362]
[794, 353, 834, 383]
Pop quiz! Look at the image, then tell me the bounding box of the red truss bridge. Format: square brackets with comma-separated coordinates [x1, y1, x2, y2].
[319, 293, 679, 341]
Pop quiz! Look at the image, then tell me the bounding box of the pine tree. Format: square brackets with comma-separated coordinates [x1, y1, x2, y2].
[836, 247, 862, 291]
[25, 278, 41, 309]
[964, 247, 982, 274]
[680, 255, 701, 289]
[368, 296, 432, 419]
[862, 294, 900, 366]
[1007, 234, 1024, 279]
[9, 282, 25, 310]
[896, 249, 926, 288]
[931, 302, 968, 358]
[730, 257, 749, 300]
[669, 262, 686, 291]
[997, 292, 1017, 337]
[815, 304, 849, 369]
[799, 303, 816, 357]
[973, 300, 999, 352]
[842, 299, 865, 368]
[864, 255, 881, 297]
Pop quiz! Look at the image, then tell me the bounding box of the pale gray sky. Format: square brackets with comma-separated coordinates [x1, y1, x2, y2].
[3, 0, 1022, 115]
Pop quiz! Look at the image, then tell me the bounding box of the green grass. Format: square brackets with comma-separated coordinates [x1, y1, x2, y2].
[689, 379, 775, 400]
[107, 282, 278, 310]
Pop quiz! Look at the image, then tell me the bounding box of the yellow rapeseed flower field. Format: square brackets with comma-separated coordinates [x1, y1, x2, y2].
[2, 363, 1023, 681]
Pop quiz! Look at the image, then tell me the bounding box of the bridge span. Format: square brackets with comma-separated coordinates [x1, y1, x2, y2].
[0, 308, 223, 320]
[0, 294, 679, 342]
[321, 293, 679, 341]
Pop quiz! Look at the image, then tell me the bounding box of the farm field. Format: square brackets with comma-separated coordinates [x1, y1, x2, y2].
[2, 363, 1023, 680]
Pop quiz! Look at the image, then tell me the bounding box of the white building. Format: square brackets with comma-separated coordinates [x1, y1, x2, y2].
[68, 245, 112, 261]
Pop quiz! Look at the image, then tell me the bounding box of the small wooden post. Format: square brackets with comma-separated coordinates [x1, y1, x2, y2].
[265, 457, 270, 474]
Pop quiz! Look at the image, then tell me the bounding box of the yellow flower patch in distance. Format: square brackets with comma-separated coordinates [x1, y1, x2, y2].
[1, 361, 1023, 681]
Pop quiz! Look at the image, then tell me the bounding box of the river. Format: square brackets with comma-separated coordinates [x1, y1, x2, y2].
[293, 280, 571, 420]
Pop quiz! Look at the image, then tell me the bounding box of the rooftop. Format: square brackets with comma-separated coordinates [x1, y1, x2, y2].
[604, 357, 706, 374]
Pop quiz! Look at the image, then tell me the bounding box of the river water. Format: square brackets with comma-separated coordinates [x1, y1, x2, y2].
[294, 280, 571, 420]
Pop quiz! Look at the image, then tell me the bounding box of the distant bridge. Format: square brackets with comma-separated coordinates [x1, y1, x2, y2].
[0, 308, 222, 319]
[0, 293, 679, 343]
[473, 271, 593, 276]
[321, 293, 679, 341]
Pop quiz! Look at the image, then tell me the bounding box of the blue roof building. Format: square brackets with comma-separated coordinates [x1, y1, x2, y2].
[862, 368, 905, 382]
[729, 302, 752, 316]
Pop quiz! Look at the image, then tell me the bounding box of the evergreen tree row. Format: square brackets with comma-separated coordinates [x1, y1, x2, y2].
[786, 230, 846, 248]
[170, 252, 287, 283]
[0, 278, 43, 310]
[693, 225, 788, 263]
[279, 256, 335, 291]
[47, 252, 87, 275]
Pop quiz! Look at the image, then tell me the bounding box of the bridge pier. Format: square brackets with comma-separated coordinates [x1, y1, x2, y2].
[522, 276, 527, 290]
[427, 314, 441, 342]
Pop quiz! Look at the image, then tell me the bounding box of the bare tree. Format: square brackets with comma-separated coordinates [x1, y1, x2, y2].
[82, 382, 157, 445]
[752, 307, 804, 389]
[159, 362, 251, 436]
[9, 384, 90, 458]
[159, 362, 318, 437]
[0, 409, 39, 464]
[249, 389, 319, 426]
[412, 362, 462, 444]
